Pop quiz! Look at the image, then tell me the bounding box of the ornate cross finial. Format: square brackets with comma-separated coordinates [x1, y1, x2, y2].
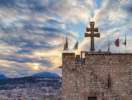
[85, 21, 100, 52]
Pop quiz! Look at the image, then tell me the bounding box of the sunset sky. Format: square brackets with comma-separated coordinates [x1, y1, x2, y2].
[0, 0, 131, 77]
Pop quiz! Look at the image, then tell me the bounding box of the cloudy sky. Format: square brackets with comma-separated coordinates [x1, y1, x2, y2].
[0, 0, 131, 77]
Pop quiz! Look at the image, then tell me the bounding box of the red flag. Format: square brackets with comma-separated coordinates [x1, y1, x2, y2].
[115, 38, 120, 47]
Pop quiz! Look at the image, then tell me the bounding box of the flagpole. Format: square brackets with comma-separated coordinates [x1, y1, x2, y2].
[119, 36, 121, 53]
[125, 33, 127, 53]
[107, 38, 110, 53]
[119, 38, 120, 53]
[123, 33, 127, 53]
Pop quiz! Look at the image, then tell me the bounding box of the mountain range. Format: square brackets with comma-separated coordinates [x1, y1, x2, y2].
[0, 72, 61, 90]
[0, 72, 60, 80]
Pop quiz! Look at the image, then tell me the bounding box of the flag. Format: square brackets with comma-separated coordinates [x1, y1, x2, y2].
[74, 41, 78, 50]
[115, 38, 120, 47]
[63, 37, 68, 50]
[123, 33, 127, 46]
[107, 40, 110, 52]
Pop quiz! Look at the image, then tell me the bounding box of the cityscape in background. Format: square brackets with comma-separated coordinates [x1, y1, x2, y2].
[0, 72, 61, 100]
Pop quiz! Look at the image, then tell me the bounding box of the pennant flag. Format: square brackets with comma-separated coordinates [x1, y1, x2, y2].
[63, 37, 68, 50]
[74, 41, 78, 50]
[123, 33, 127, 46]
[107, 40, 111, 52]
[115, 38, 120, 47]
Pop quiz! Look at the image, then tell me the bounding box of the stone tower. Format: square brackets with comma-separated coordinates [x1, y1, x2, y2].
[62, 21, 132, 100]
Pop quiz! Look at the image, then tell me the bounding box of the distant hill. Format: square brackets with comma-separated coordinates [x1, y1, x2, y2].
[0, 72, 61, 90]
[32, 72, 60, 79]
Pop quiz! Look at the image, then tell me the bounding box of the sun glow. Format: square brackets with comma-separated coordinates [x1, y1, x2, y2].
[33, 65, 40, 71]
[27, 63, 41, 71]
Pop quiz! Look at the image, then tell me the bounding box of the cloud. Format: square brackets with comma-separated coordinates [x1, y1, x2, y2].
[0, 0, 131, 77]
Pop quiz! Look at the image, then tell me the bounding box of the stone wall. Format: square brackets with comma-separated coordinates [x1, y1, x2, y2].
[62, 52, 132, 100]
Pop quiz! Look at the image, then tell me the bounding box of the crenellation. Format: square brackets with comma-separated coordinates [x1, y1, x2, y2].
[63, 53, 132, 66]
[62, 53, 75, 64]
[85, 53, 132, 65]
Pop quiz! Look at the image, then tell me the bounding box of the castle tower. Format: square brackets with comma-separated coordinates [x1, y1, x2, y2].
[62, 21, 132, 100]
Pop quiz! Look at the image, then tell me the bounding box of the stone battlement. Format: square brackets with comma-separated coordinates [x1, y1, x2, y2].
[62, 21, 132, 100]
[62, 52, 132, 65]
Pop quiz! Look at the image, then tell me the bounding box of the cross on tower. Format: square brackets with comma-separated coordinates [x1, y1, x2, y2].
[85, 21, 100, 52]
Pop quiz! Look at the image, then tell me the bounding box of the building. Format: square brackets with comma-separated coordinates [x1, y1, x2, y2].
[62, 21, 132, 100]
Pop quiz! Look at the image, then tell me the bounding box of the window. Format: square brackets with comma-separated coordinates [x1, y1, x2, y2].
[88, 96, 97, 100]
[107, 74, 111, 89]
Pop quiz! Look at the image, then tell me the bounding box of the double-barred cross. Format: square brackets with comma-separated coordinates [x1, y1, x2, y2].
[85, 21, 100, 52]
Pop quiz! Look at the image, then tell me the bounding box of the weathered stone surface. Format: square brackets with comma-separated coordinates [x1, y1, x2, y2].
[62, 52, 132, 100]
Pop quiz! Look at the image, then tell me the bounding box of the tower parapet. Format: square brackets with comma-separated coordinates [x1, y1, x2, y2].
[62, 52, 85, 68]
